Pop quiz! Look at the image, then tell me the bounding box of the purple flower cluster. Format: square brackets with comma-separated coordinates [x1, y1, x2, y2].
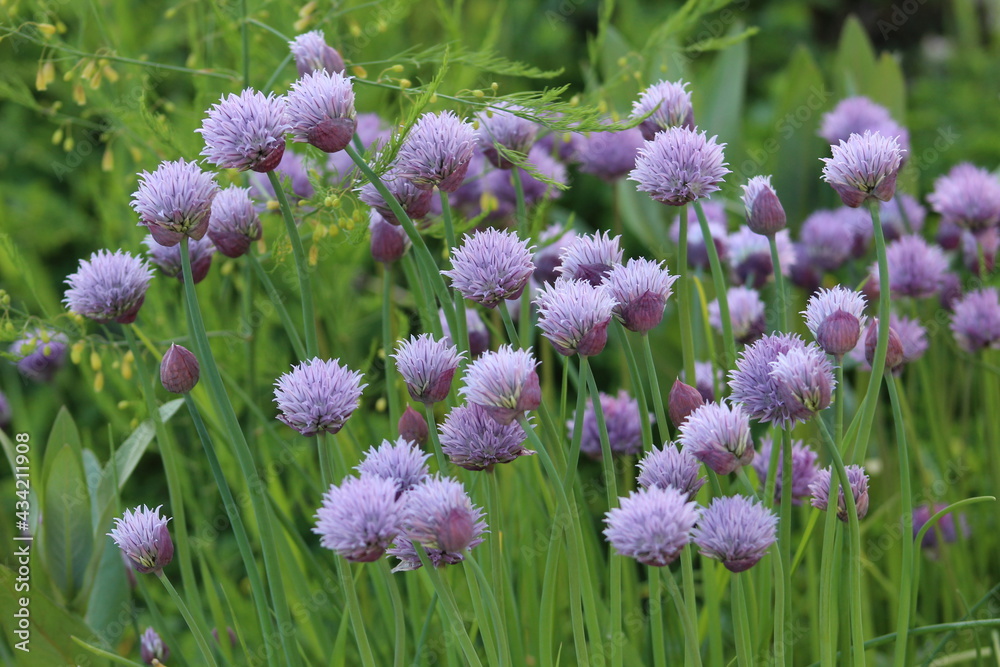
[273, 358, 366, 436]
[208, 186, 262, 258]
[392, 334, 463, 404]
[821, 130, 904, 207]
[10, 329, 67, 383]
[356, 437, 430, 495]
[631, 79, 694, 139]
[604, 486, 699, 566]
[439, 403, 533, 471]
[809, 465, 870, 522]
[637, 444, 706, 501]
[285, 70, 357, 153]
[131, 159, 218, 246]
[535, 278, 616, 356]
[693, 495, 777, 572]
[63, 250, 152, 324]
[951, 288, 1000, 353]
[107, 505, 174, 574]
[678, 401, 754, 475]
[630, 127, 729, 205]
[557, 230, 623, 285]
[198, 89, 289, 172]
[709, 286, 766, 345]
[443, 228, 534, 308]
[605, 258, 678, 333]
[144, 235, 216, 284]
[459, 345, 541, 425]
[928, 163, 1000, 232]
[573, 389, 650, 459]
[395, 111, 477, 192]
[751, 438, 819, 505]
[314, 475, 404, 562]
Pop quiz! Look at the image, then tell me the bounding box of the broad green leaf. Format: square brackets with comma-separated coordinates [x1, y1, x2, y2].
[699, 24, 750, 150]
[41, 444, 92, 606]
[833, 15, 877, 99]
[40, 407, 82, 486]
[82, 536, 130, 639]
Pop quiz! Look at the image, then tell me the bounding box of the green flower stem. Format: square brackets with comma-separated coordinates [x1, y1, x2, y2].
[886, 375, 914, 667]
[778, 429, 793, 667]
[616, 327, 653, 450]
[894, 196, 913, 235]
[767, 234, 789, 332]
[485, 471, 510, 663]
[467, 553, 512, 666]
[663, 565, 703, 667]
[413, 545, 485, 667]
[182, 393, 276, 665]
[510, 168, 533, 348]
[680, 546, 700, 667]
[816, 417, 866, 666]
[732, 575, 753, 667]
[851, 201, 892, 462]
[157, 573, 220, 667]
[178, 237, 300, 667]
[693, 200, 735, 370]
[318, 432, 335, 487]
[648, 565, 666, 667]
[462, 563, 500, 667]
[423, 403, 450, 472]
[676, 205, 698, 385]
[266, 170, 317, 357]
[246, 250, 306, 359]
[439, 191, 470, 360]
[581, 356, 623, 667]
[400, 253, 439, 336]
[818, 495, 842, 666]
[836, 363, 845, 446]
[498, 300, 521, 347]
[382, 264, 400, 423]
[122, 326, 203, 619]
[334, 557, 377, 667]
[378, 559, 406, 667]
[641, 334, 670, 447]
[702, 555, 724, 667]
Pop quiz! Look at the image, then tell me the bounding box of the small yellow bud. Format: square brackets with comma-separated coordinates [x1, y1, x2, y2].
[101, 145, 114, 172]
[37, 23, 57, 37]
[352, 65, 368, 79]
[375, 397, 387, 413]
[102, 65, 119, 83]
[221, 260, 235, 276]
[72, 82, 86, 105]
[52, 127, 63, 145]
[491, 82, 498, 91]
[308, 244, 319, 266]
[124, 350, 134, 365]
[164, 6, 177, 18]
[328, 224, 340, 237]
[63, 136, 74, 152]
[349, 22, 362, 37]
[391, 64, 404, 73]
[71, 341, 85, 364]
[293, 17, 310, 31]
[617, 56, 627, 67]
[117, 400, 130, 410]
[472, 89, 485, 98]
[94, 372, 105, 393]
[90, 350, 102, 372]
[129, 146, 142, 162]
[399, 79, 411, 89]
[81, 59, 97, 81]
[56, 21, 67, 33]
[36, 66, 48, 91]
[313, 225, 327, 240]
[299, 1, 317, 17]
[430, 93, 438, 104]
[266, 200, 280, 211]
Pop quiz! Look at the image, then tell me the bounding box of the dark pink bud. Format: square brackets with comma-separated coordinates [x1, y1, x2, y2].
[249, 141, 286, 173]
[817, 309, 861, 358]
[398, 406, 429, 446]
[865, 319, 904, 371]
[308, 117, 357, 153]
[160, 344, 200, 393]
[370, 215, 410, 263]
[574, 320, 610, 357]
[668, 379, 704, 429]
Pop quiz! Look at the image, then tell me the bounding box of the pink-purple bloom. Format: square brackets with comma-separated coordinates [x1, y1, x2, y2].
[443, 228, 534, 308]
[535, 278, 616, 357]
[951, 287, 1000, 353]
[631, 79, 694, 139]
[273, 357, 366, 436]
[10, 329, 67, 383]
[821, 130, 904, 207]
[693, 495, 777, 572]
[143, 235, 216, 284]
[605, 258, 678, 333]
[370, 212, 411, 263]
[392, 334, 463, 404]
[358, 168, 434, 223]
[928, 163, 1000, 232]
[872, 235, 948, 298]
[439, 403, 534, 471]
[727, 228, 795, 288]
[289, 30, 345, 76]
[636, 444, 706, 501]
[557, 230, 623, 285]
[576, 127, 645, 182]
[752, 437, 820, 506]
[809, 465, 870, 522]
[208, 186, 262, 258]
[198, 89, 290, 172]
[140, 627, 169, 665]
[63, 249, 153, 324]
[603, 486, 699, 566]
[768, 345, 836, 421]
[879, 194, 926, 241]
[314, 475, 404, 562]
[396, 111, 477, 192]
[130, 159, 218, 246]
[533, 225, 578, 285]
[729, 333, 822, 428]
[459, 345, 541, 425]
[913, 503, 970, 550]
[804, 286, 867, 357]
[742, 175, 786, 236]
[819, 96, 910, 155]
[573, 389, 651, 459]
[107, 505, 174, 574]
[799, 208, 865, 271]
[709, 286, 766, 345]
[630, 126, 729, 206]
[440, 307, 490, 358]
[476, 103, 538, 168]
[286, 70, 357, 153]
[678, 402, 754, 475]
[356, 437, 430, 496]
[394, 476, 487, 567]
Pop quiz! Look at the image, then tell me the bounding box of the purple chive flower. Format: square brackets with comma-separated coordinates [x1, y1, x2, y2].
[821, 130, 904, 207]
[799, 208, 862, 271]
[887, 314, 928, 364]
[107, 505, 174, 574]
[289, 30, 345, 76]
[198, 89, 290, 173]
[679, 401, 754, 475]
[140, 627, 169, 665]
[631, 79, 695, 140]
[476, 103, 538, 169]
[630, 126, 730, 206]
[928, 163, 1000, 232]
[160, 344, 199, 394]
[709, 286, 766, 345]
[871, 235, 948, 299]
[668, 379, 704, 428]
[286, 70, 357, 153]
[809, 465, 870, 521]
[208, 186, 262, 258]
[576, 127, 645, 182]
[273, 357, 366, 436]
[370, 212, 411, 264]
[742, 175, 786, 236]
[752, 437, 820, 506]
[670, 201, 728, 271]
[439, 403, 534, 471]
[557, 230, 623, 285]
[605, 258, 678, 333]
[314, 475, 404, 562]
[913, 503, 970, 550]
[356, 437, 431, 496]
[535, 278, 617, 357]
[358, 167, 433, 224]
[130, 159, 218, 246]
[850, 315, 924, 371]
[396, 111, 477, 192]
[693, 495, 778, 572]
[804, 285, 868, 357]
[879, 194, 926, 241]
[861, 318, 906, 371]
[727, 228, 795, 289]
[637, 444, 707, 501]
[603, 486, 699, 566]
[328, 113, 390, 186]
[398, 476, 487, 560]
[443, 228, 534, 308]
[392, 334, 463, 404]
[819, 97, 910, 155]
[730, 333, 821, 428]
[10, 329, 67, 383]
[63, 250, 153, 324]
[143, 235, 216, 284]
[459, 345, 541, 425]
[768, 345, 836, 422]
[572, 389, 651, 459]
[961, 228, 999, 276]
[533, 225, 578, 285]
[440, 307, 489, 358]
[478, 146, 568, 219]
[951, 287, 1000, 353]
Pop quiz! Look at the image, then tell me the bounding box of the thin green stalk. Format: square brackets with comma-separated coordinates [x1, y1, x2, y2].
[183, 394, 276, 665]
[680, 547, 700, 667]
[887, 376, 914, 667]
[485, 472, 510, 664]
[467, 553, 512, 666]
[334, 558, 377, 667]
[178, 237, 300, 667]
[511, 168, 533, 347]
[663, 566, 703, 667]
[411, 592, 438, 667]
[649, 566, 666, 667]
[676, 205, 698, 385]
[379, 560, 406, 667]
[836, 363, 845, 447]
[266, 170, 317, 357]
[157, 574, 219, 667]
[778, 429, 792, 667]
[413, 545, 485, 667]
[246, 251, 306, 359]
[240, 0, 249, 85]
[693, 200, 735, 370]
[894, 196, 913, 234]
[702, 556, 724, 667]
[498, 300, 521, 347]
[122, 327, 202, 618]
[641, 334, 669, 446]
[618, 327, 653, 449]
[423, 404, 449, 472]
[819, 498, 842, 666]
[438, 190, 470, 360]
[732, 575, 753, 667]
[767, 234, 788, 332]
[382, 264, 400, 423]
[851, 201, 891, 462]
